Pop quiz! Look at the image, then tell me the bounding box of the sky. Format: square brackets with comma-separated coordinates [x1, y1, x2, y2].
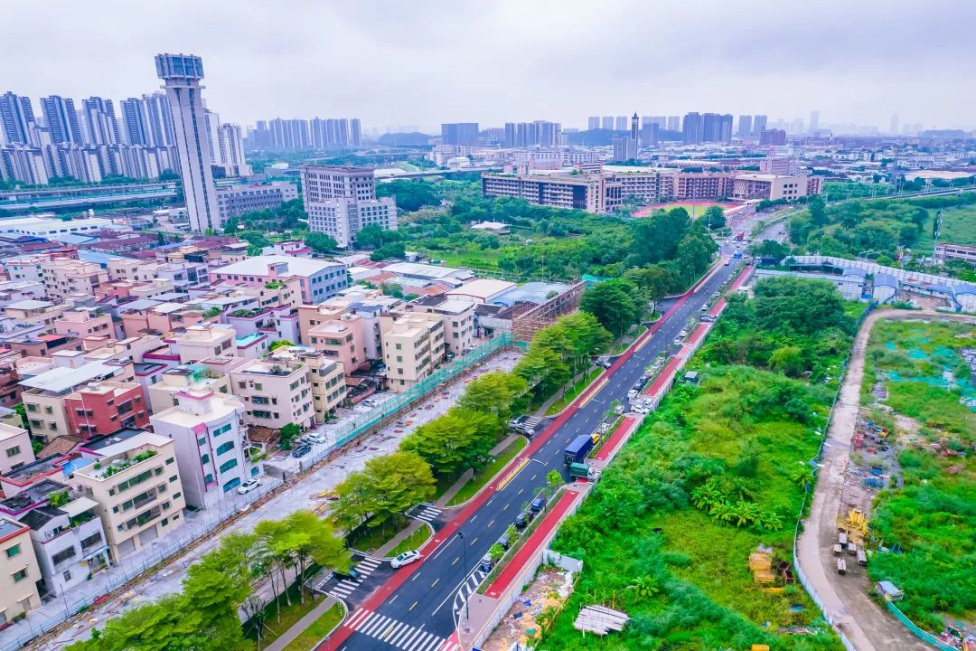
[3, 0, 974, 133]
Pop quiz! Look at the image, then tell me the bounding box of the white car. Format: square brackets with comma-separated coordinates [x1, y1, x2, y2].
[390, 550, 421, 569]
[633, 405, 650, 415]
[236, 478, 261, 495]
[305, 433, 327, 445]
[627, 389, 638, 399]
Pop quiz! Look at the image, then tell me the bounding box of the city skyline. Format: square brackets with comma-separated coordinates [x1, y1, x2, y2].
[1, 0, 973, 131]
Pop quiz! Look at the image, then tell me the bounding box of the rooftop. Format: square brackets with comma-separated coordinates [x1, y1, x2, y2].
[215, 254, 345, 278]
[0, 516, 26, 541]
[20, 361, 122, 394]
[6, 299, 53, 311]
[81, 427, 154, 453]
[383, 262, 471, 281]
[447, 278, 515, 299]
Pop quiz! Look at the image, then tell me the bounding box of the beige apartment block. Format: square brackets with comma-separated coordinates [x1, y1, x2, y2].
[409, 298, 476, 356]
[106, 258, 161, 282]
[0, 424, 35, 475]
[53, 309, 114, 339]
[0, 517, 41, 622]
[230, 358, 315, 431]
[169, 324, 236, 364]
[3, 299, 70, 333]
[39, 258, 108, 301]
[306, 315, 366, 376]
[379, 312, 446, 392]
[73, 431, 186, 560]
[269, 347, 346, 422]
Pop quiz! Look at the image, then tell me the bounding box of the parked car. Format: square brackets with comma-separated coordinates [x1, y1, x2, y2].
[701, 314, 716, 322]
[530, 497, 545, 513]
[291, 444, 312, 458]
[497, 532, 511, 550]
[633, 404, 650, 415]
[514, 512, 530, 529]
[390, 550, 421, 569]
[479, 553, 495, 573]
[236, 478, 261, 495]
[305, 433, 326, 444]
[627, 389, 638, 399]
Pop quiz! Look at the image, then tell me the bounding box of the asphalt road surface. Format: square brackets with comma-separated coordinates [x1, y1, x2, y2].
[330, 258, 743, 651]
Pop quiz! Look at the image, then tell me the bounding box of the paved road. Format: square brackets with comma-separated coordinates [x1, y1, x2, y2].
[330, 259, 742, 651]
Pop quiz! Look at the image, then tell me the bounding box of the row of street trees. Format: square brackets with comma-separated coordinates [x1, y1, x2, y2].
[68, 512, 349, 651]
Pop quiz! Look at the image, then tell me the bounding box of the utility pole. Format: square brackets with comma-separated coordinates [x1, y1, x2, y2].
[456, 530, 470, 621]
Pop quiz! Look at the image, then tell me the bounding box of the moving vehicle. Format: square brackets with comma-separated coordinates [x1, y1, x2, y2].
[236, 478, 261, 495]
[735, 232, 745, 241]
[564, 434, 595, 465]
[569, 462, 592, 480]
[291, 443, 312, 458]
[390, 550, 421, 569]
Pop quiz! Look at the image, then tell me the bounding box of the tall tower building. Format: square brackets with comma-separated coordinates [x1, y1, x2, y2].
[0, 92, 36, 145]
[81, 97, 120, 146]
[630, 113, 639, 142]
[809, 110, 820, 133]
[737, 115, 753, 139]
[155, 53, 220, 232]
[601, 116, 613, 130]
[587, 116, 600, 130]
[683, 112, 703, 145]
[752, 115, 768, 139]
[890, 114, 899, 135]
[40, 96, 82, 145]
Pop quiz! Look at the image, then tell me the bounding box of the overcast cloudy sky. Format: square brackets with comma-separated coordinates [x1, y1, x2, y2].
[3, 0, 972, 132]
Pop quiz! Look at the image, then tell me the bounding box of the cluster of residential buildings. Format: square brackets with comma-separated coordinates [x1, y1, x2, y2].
[0, 198, 588, 623]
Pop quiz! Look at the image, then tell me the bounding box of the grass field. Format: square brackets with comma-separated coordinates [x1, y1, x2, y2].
[861, 320, 976, 633]
[635, 202, 736, 218]
[390, 524, 432, 556]
[915, 204, 976, 250]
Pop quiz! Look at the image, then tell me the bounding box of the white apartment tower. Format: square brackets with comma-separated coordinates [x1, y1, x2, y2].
[155, 53, 221, 232]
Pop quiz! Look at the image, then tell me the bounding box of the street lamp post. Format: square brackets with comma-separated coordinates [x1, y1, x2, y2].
[456, 530, 470, 621]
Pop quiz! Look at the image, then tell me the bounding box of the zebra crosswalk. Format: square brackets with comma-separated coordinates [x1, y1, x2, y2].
[326, 556, 381, 600]
[343, 608, 458, 651]
[452, 568, 487, 618]
[411, 504, 442, 523]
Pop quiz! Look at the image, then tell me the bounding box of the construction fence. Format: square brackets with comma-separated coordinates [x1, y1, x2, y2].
[300, 334, 513, 472]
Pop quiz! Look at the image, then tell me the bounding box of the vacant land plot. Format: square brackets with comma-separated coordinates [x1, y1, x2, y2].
[915, 203, 976, 250]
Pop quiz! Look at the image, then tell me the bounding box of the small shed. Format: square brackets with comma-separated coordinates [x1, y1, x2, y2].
[876, 580, 904, 601]
[683, 371, 700, 385]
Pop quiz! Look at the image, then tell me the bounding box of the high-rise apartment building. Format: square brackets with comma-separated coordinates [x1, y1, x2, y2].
[80, 97, 120, 146]
[682, 112, 702, 144]
[752, 115, 768, 139]
[155, 53, 221, 232]
[667, 116, 680, 132]
[759, 128, 787, 146]
[302, 165, 398, 248]
[720, 114, 733, 143]
[809, 110, 820, 133]
[601, 116, 613, 130]
[737, 115, 753, 139]
[441, 123, 479, 146]
[614, 116, 627, 131]
[350, 118, 362, 147]
[0, 92, 36, 146]
[587, 117, 600, 130]
[39, 96, 82, 145]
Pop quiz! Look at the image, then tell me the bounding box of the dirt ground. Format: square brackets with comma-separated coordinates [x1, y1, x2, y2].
[481, 567, 574, 651]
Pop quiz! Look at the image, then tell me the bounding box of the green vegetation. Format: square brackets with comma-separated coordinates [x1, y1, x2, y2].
[346, 515, 413, 554]
[279, 423, 300, 450]
[581, 278, 645, 338]
[542, 277, 856, 651]
[915, 202, 976, 250]
[269, 340, 294, 352]
[280, 603, 344, 651]
[446, 436, 528, 506]
[68, 513, 350, 651]
[545, 368, 603, 416]
[390, 525, 433, 557]
[223, 198, 307, 235]
[860, 320, 976, 632]
[304, 232, 337, 254]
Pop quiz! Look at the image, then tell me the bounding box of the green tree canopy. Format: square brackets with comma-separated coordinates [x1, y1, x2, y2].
[580, 278, 644, 338]
[305, 232, 338, 254]
[331, 451, 435, 531]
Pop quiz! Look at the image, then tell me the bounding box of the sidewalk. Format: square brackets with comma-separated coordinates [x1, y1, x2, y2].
[263, 595, 340, 651]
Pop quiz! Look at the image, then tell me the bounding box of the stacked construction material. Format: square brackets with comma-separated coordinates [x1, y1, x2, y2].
[574, 605, 630, 636]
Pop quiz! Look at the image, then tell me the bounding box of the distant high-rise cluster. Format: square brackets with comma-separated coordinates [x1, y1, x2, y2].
[441, 123, 479, 146]
[0, 67, 249, 189]
[246, 117, 363, 150]
[502, 121, 562, 147]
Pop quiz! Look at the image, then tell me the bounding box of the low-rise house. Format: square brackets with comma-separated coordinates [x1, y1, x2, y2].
[379, 312, 446, 392]
[268, 347, 346, 422]
[408, 296, 476, 356]
[150, 389, 254, 507]
[65, 381, 150, 437]
[167, 324, 236, 364]
[3, 299, 70, 334]
[230, 358, 315, 431]
[73, 430, 186, 559]
[0, 515, 42, 621]
[0, 424, 35, 475]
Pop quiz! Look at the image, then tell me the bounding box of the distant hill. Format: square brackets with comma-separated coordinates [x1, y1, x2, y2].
[377, 132, 433, 147]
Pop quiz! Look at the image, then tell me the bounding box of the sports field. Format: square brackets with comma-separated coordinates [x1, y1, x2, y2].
[634, 201, 737, 218]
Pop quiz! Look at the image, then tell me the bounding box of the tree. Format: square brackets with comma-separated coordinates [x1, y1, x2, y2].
[331, 451, 435, 532]
[808, 195, 827, 226]
[702, 205, 726, 230]
[279, 423, 300, 450]
[752, 276, 852, 336]
[580, 278, 643, 338]
[458, 372, 528, 418]
[401, 408, 498, 476]
[371, 241, 406, 261]
[769, 345, 806, 378]
[269, 340, 294, 352]
[280, 511, 350, 604]
[254, 519, 294, 620]
[305, 232, 338, 254]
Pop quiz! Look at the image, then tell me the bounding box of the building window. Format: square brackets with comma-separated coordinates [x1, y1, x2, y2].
[12, 569, 27, 583]
[201, 453, 210, 464]
[5, 446, 20, 457]
[219, 458, 238, 473]
[216, 442, 234, 456]
[5, 545, 20, 559]
[204, 473, 214, 484]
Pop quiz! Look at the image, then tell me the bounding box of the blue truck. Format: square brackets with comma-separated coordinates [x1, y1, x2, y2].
[564, 434, 595, 465]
